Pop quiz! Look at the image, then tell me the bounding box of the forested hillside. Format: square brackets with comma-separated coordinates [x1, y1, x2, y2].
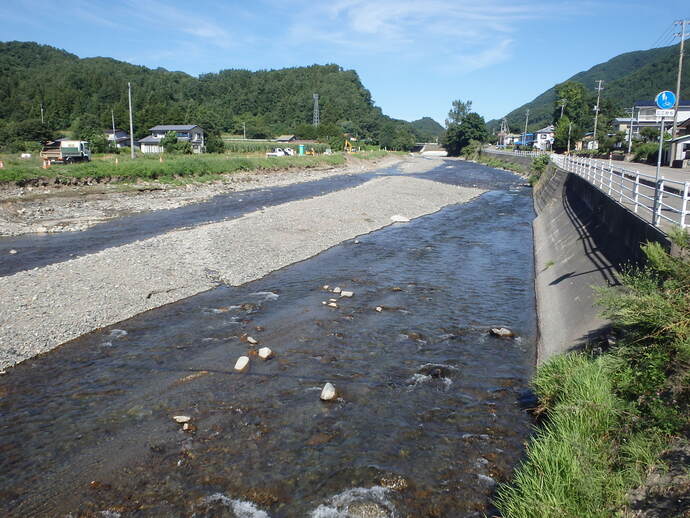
[410, 117, 444, 141]
[490, 43, 690, 132]
[0, 41, 425, 150]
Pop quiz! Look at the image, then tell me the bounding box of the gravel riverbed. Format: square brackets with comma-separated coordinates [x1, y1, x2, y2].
[0, 165, 482, 370]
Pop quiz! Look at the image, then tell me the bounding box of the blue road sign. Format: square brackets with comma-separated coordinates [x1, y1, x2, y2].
[655, 91, 676, 110]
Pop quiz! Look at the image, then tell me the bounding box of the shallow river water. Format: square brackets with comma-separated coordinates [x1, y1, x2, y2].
[0, 161, 536, 517]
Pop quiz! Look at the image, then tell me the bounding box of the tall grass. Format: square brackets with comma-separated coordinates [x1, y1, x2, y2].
[497, 234, 689, 517]
[0, 153, 347, 184]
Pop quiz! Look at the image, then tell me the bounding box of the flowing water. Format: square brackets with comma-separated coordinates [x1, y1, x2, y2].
[0, 161, 536, 517]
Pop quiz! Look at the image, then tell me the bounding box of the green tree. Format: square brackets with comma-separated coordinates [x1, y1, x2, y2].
[442, 112, 488, 156]
[204, 132, 225, 153]
[445, 99, 473, 127]
[160, 131, 179, 153]
[554, 82, 589, 130]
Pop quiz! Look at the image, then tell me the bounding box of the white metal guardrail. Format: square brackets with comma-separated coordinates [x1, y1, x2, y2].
[485, 149, 690, 230]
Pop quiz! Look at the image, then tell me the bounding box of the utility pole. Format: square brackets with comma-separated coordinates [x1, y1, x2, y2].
[669, 19, 688, 166]
[626, 106, 636, 154]
[111, 109, 116, 151]
[567, 121, 572, 154]
[243, 121, 246, 140]
[312, 93, 320, 127]
[593, 80, 604, 147]
[40, 103, 44, 124]
[523, 109, 530, 149]
[127, 82, 135, 160]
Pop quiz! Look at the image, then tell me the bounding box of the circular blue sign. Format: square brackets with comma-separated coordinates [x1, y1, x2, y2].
[655, 91, 676, 109]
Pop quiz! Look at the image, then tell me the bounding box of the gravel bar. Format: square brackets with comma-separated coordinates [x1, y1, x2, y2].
[0, 175, 483, 370]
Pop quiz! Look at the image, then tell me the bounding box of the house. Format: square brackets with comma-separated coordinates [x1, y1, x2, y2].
[274, 135, 296, 143]
[104, 128, 131, 148]
[138, 125, 205, 154]
[613, 100, 690, 138]
[668, 134, 690, 167]
[533, 125, 555, 150]
[515, 133, 535, 147]
[497, 133, 520, 147]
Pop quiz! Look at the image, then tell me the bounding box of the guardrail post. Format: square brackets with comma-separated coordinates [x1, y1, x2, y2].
[681, 182, 689, 229]
[608, 163, 613, 195]
[654, 177, 665, 227]
[633, 173, 640, 214]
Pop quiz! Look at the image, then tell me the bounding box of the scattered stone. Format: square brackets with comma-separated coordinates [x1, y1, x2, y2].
[477, 474, 496, 487]
[258, 347, 273, 360]
[321, 301, 327, 305]
[182, 423, 189, 431]
[380, 474, 409, 491]
[173, 415, 191, 424]
[327, 302, 339, 308]
[234, 356, 250, 372]
[375, 306, 383, 312]
[254, 325, 265, 332]
[320, 382, 337, 401]
[490, 327, 515, 338]
[390, 214, 410, 223]
[354, 239, 360, 244]
[9, 249, 17, 255]
[246, 336, 258, 345]
[329, 298, 338, 302]
[323, 285, 330, 290]
[340, 290, 354, 298]
[333, 287, 342, 294]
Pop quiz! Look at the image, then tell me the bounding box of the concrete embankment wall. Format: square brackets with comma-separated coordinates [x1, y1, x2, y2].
[484, 151, 670, 363]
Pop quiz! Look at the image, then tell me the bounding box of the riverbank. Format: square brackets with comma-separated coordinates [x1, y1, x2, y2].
[0, 166, 482, 370]
[0, 153, 409, 236]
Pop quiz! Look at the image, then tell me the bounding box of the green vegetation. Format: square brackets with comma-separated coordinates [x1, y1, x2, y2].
[441, 100, 489, 156]
[489, 42, 690, 133]
[0, 41, 431, 151]
[0, 153, 347, 184]
[409, 117, 444, 141]
[223, 141, 331, 154]
[496, 235, 690, 518]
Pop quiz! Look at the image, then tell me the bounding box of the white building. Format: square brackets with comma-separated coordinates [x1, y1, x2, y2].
[613, 100, 690, 138]
[138, 125, 205, 154]
[533, 125, 555, 151]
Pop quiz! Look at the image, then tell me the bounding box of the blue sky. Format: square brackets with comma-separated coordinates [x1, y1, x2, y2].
[2, 0, 689, 124]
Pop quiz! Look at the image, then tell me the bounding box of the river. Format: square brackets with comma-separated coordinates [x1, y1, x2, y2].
[0, 160, 536, 517]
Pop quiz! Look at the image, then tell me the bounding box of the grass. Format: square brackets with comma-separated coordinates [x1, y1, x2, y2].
[496, 235, 690, 517]
[0, 152, 348, 184]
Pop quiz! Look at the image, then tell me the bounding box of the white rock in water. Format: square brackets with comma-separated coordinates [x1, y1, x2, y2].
[354, 239, 360, 244]
[246, 336, 258, 345]
[9, 249, 17, 255]
[320, 383, 337, 401]
[329, 298, 338, 302]
[340, 290, 354, 298]
[173, 415, 191, 423]
[490, 327, 515, 338]
[333, 287, 342, 294]
[321, 301, 327, 305]
[234, 356, 250, 372]
[375, 306, 383, 312]
[327, 302, 338, 308]
[390, 214, 410, 223]
[258, 347, 273, 360]
[323, 285, 330, 290]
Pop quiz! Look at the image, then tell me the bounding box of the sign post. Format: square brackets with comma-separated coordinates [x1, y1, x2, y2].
[652, 91, 676, 226]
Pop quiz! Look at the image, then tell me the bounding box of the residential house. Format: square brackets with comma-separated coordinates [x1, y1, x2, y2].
[138, 125, 205, 154]
[104, 128, 131, 148]
[533, 125, 555, 151]
[515, 133, 535, 148]
[613, 100, 690, 138]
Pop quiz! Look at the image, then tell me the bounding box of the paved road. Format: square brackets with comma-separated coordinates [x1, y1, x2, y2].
[593, 159, 690, 184]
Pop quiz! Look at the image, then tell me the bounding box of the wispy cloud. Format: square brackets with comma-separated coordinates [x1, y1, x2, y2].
[285, 0, 548, 71]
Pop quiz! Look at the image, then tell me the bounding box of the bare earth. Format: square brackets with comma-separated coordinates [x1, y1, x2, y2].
[0, 155, 480, 370]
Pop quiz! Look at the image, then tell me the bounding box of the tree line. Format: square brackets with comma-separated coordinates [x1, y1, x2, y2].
[0, 41, 437, 152]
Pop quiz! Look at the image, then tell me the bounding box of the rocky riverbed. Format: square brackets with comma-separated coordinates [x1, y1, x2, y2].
[0, 156, 480, 370]
[0, 154, 439, 236]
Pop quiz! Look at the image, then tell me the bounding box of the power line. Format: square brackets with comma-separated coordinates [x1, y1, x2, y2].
[651, 22, 675, 48]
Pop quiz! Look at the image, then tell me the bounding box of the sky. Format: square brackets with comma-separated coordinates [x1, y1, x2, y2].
[2, 0, 689, 124]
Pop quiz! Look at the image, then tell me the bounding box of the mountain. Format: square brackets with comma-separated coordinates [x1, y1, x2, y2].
[409, 117, 444, 141]
[0, 41, 416, 146]
[490, 43, 690, 132]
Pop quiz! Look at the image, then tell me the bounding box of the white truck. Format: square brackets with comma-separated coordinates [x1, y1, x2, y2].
[40, 139, 92, 164]
[265, 147, 295, 157]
